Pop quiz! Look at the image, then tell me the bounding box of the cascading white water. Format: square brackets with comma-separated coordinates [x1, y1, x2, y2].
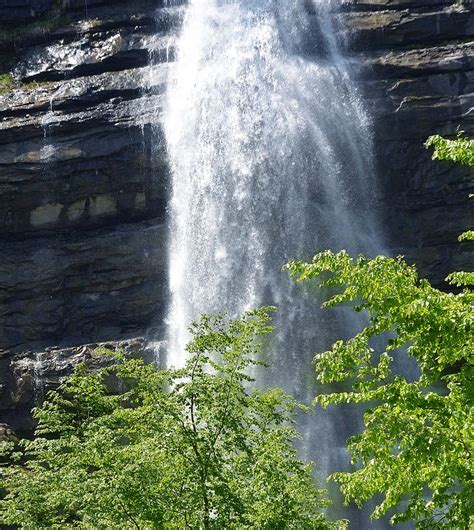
[164, 0, 387, 526]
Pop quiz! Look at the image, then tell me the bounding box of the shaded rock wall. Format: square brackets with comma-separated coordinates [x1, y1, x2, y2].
[0, 0, 179, 432]
[0, 0, 472, 433]
[0, 0, 51, 23]
[342, 0, 474, 285]
[1, 0, 178, 350]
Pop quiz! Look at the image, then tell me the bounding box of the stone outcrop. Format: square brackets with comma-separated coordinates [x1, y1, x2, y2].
[0, 336, 160, 435]
[0, 0, 472, 432]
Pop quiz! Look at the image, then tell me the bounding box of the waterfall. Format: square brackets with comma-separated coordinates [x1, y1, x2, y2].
[163, 0, 387, 526]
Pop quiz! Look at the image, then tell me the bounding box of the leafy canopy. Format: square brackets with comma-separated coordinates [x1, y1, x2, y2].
[0, 308, 345, 530]
[424, 132, 474, 167]
[286, 252, 473, 528]
[284, 135, 474, 528]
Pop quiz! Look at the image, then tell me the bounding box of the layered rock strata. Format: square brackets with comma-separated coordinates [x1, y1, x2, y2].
[341, 0, 473, 286]
[0, 0, 472, 432]
[0, 0, 180, 431]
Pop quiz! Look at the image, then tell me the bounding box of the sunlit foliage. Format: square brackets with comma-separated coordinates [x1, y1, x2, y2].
[0, 309, 344, 530]
[425, 132, 474, 167]
[285, 135, 473, 528]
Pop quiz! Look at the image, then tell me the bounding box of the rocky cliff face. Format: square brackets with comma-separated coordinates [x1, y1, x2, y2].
[0, 0, 472, 434]
[342, 0, 473, 287]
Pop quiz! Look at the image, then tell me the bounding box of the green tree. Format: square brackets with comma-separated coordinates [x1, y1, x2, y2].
[0, 308, 344, 529]
[284, 136, 473, 528]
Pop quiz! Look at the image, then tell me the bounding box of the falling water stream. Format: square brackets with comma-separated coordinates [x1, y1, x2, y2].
[163, 0, 389, 526]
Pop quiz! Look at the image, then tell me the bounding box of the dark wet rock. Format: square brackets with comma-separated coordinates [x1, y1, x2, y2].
[12, 23, 176, 83]
[334, 2, 474, 287]
[0, 0, 51, 23]
[0, 0, 171, 428]
[339, 2, 474, 50]
[354, 30, 474, 285]
[1, 221, 167, 349]
[362, 42, 474, 79]
[0, 66, 169, 241]
[0, 337, 161, 436]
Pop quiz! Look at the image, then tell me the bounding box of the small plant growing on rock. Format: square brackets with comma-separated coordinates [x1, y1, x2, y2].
[0, 73, 14, 95]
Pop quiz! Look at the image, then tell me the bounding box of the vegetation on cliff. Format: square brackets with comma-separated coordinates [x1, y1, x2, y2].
[0, 74, 13, 95]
